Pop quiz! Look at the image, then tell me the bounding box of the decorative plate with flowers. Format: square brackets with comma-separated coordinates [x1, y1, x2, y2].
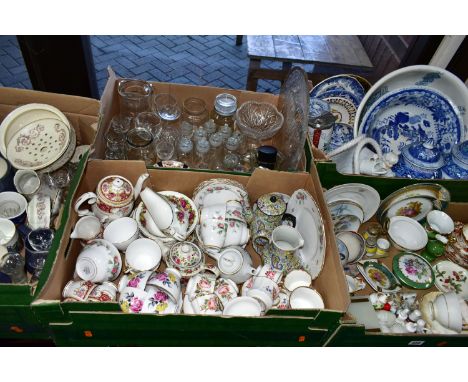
[357, 260, 400, 293]
[434, 260, 468, 298]
[393, 253, 435, 289]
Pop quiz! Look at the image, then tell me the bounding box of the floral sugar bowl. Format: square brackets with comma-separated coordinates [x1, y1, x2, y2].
[74, 173, 149, 222]
[442, 140, 468, 179]
[392, 139, 444, 179]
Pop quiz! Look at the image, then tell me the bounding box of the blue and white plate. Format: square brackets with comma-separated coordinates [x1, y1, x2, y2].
[325, 123, 354, 153]
[317, 89, 361, 108]
[359, 87, 464, 156]
[309, 98, 330, 119]
[324, 97, 357, 125]
[442, 157, 468, 179]
[310, 75, 365, 103]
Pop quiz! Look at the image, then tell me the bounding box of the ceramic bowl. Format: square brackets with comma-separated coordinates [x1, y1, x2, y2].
[119, 287, 148, 314]
[432, 292, 463, 333]
[0, 191, 28, 224]
[125, 238, 162, 272]
[284, 269, 312, 292]
[336, 238, 350, 265]
[235, 101, 284, 140]
[223, 296, 262, 317]
[388, 216, 428, 251]
[103, 217, 139, 251]
[289, 287, 325, 309]
[426, 210, 454, 235]
[335, 231, 366, 264]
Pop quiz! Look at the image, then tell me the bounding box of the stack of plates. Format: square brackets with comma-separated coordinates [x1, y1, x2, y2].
[0, 103, 76, 172]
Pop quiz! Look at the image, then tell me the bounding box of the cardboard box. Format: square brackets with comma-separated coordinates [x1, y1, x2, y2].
[33, 159, 349, 346]
[93, 68, 312, 172]
[315, 165, 468, 346]
[311, 145, 468, 203]
[0, 87, 99, 339]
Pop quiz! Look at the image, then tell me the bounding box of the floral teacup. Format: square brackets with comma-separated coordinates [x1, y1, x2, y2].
[141, 288, 178, 314]
[146, 267, 182, 303]
[190, 293, 223, 315]
[214, 278, 239, 306]
[186, 273, 217, 298]
[254, 264, 283, 284]
[118, 270, 153, 292]
[87, 281, 118, 302]
[119, 287, 148, 314]
[62, 280, 96, 301]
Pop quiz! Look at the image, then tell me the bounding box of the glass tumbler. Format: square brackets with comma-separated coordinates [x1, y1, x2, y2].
[154, 93, 181, 122]
[155, 138, 175, 162]
[182, 97, 209, 129]
[135, 112, 162, 139]
[118, 79, 153, 117]
[126, 128, 155, 166]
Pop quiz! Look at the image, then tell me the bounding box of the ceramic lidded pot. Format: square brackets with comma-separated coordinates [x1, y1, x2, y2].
[75, 174, 149, 222]
[167, 241, 205, 277]
[253, 193, 287, 227]
[392, 139, 444, 179]
[442, 140, 468, 179]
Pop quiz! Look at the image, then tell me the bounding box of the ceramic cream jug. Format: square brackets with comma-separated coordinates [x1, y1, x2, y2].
[139, 187, 189, 241]
[74, 173, 149, 222]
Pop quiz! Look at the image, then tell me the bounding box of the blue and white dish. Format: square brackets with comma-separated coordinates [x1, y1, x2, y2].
[324, 123, 354, 153]
[316, 89, 361, 108]
[441, 140, 468, 179]
[336, 238, 349, 265]
[392, 139, 444, 179]
[310, 75, 365, 102]
[309, 98, 330, 119]
[323, 97, 357, 125]
[359, 87, 464, 156]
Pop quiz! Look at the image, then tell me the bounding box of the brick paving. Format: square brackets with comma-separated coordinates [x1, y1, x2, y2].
[0, 35, 303, 95]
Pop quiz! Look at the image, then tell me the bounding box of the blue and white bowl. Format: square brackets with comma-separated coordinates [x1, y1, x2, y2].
[392, 139, 444, 179]
[325, 123, 354, 153]
[441, 140, 468, 179]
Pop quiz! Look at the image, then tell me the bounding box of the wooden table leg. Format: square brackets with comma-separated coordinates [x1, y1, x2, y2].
[246, 59, 261, 91]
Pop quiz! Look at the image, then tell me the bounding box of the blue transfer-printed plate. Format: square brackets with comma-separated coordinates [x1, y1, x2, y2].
[359, 87, 464, 156]
[309, 98, 330, 119]
[324, 123, 354, 153]
[310, 75, 365, 103]
[316, 89, 361, 109]
[441, 156, 468, 179]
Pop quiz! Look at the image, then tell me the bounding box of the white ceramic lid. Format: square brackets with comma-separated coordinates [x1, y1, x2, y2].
[218, 248, 243, 275]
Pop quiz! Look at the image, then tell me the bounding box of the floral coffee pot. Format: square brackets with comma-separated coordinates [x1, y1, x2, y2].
[74, 173, 149, 222]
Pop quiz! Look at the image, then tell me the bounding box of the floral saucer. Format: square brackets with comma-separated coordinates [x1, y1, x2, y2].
[433, 260, 468, 298]
[357, 260, 401, 293]
[392, 252, 435, 289]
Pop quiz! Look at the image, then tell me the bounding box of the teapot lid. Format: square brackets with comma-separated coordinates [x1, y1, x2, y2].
[97, 175, 134, 207]
[401, 139, 444, 170]
[257, 193, 287, 216]
[451, 140, 468, 170]
[218, 248, 243, 275]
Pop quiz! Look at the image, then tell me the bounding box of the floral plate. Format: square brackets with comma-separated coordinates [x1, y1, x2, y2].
[328, 199, 364, 224]
[359, 87, 464, 156]
[286, 189, 326, 280]
[392, 252, 435, 289]
[323, 96, 357, 125]
[324, 183, 380, 222]
[357, 260, 401, 293]
[433, 260, 468, 298]
[310, 74, 365, 103]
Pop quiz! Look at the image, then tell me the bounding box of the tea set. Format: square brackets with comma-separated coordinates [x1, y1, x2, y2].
[329, 180, 468, 335]
[65, 174, 328, 316]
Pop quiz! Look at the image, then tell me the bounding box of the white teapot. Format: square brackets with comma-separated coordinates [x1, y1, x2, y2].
[208, 246, 257, 284]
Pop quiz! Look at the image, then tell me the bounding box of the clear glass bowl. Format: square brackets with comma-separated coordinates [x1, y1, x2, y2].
[235, 101, 284, 140]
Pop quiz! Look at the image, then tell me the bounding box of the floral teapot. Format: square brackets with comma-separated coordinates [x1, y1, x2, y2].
[75, 174, 149, 222]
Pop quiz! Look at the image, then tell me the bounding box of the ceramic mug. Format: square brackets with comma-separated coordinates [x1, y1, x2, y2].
[0, 191, 27, 224]
[87, 281, 118, 302]
[13, 170, 41, 198]
[62, 280, 97, 301]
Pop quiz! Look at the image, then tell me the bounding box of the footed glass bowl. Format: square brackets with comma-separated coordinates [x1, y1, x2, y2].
[235, 101, 284, 140]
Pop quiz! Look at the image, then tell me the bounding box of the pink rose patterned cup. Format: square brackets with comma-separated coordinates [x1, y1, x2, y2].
[118, 270, 153, 292]
[190, 293, 223, 315]
[119, 287, 148, 314]
[214, 278, 239, 306]
[186, 273, 217, 299]
[62, 280, 97, 301]
[146, 267, 182, 303]
[88, 281, 118, 302]
[254, 264, 283, 284]
[141, 288, 178, 314]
